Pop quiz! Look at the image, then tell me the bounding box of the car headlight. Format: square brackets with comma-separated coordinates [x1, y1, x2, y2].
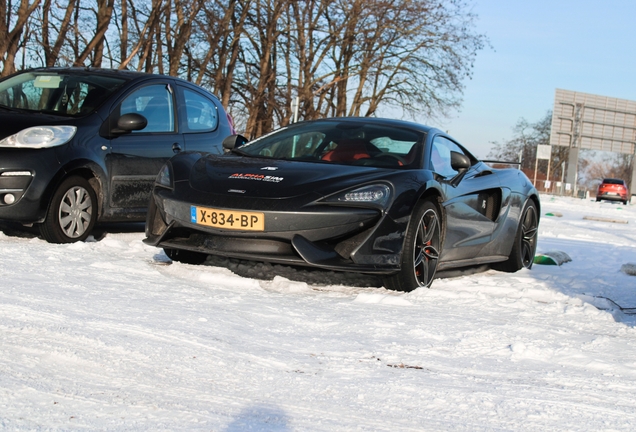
[324, 184, 392, 208]
[0, 126, 77, 148]
[155, 163, 173, 189]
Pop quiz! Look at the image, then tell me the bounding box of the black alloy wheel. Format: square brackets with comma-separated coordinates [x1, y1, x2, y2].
[384, 200, 441, 292]
[494, 200, 538, 272]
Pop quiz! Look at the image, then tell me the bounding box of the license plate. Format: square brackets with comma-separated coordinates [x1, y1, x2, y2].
[191, 206, 264, 231]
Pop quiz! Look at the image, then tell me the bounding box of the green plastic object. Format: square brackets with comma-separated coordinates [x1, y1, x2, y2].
[533, 251, 572, 266]
[533, 255, 558, 265]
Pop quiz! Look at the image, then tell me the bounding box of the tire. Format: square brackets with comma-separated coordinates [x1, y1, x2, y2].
[384, 200, 441, 292]
[493, 199, 538, 272]
[164, 248, 208, 265]
[39, 176, 98, 243]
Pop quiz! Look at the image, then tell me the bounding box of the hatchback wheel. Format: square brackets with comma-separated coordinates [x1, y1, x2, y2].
[39, 176, 97, 243]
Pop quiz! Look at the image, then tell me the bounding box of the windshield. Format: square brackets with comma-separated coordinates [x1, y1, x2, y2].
[0, 71, 127, 117]
[238, 120, 423, 169]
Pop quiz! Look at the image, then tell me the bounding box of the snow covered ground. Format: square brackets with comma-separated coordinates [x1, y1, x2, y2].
[2, 194, 636, 431]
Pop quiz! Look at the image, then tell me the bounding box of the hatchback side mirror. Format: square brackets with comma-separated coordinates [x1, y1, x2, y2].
[112, 113, 148, 134]
[222, 134, 248, 152]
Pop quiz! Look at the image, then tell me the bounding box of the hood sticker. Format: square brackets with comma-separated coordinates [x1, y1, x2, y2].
[229, 173, 283, 183]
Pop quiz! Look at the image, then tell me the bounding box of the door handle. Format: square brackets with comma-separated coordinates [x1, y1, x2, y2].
[172, 143, 182, 153]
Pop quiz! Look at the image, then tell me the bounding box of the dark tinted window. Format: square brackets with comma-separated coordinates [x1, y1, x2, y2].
[238, 121, 423, 169]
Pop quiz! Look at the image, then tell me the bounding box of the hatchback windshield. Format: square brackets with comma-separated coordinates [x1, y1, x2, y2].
[0, 71, 127, 117]
[237, 121, 423, 169]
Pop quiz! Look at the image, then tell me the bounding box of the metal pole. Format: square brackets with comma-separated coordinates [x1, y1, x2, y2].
[293, 96, 299, 123]
[560, 161, 565, 195]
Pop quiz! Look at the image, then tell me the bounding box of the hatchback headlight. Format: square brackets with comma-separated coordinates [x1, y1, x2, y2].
[0, 126, 77, 148]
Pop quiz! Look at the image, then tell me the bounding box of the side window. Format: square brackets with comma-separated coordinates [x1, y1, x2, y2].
[430, 136, 468, 177]
[183, 88, 219, 131]
[120, 84, 175, 133]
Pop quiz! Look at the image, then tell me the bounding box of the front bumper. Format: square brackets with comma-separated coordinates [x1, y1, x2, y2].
[0, 148, 60, 223]
[144, 189, 406, 274]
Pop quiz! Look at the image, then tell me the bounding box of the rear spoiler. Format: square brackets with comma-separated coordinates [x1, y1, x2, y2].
[482, 160, 521, 166]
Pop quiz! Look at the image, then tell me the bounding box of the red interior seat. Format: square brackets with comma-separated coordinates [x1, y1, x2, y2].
[322, 139, 372, 162]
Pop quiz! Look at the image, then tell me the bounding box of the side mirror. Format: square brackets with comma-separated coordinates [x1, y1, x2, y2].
[450, 151, 471, 172]
[222, 134, 248, 152]
[449, 151, 471, 187]
[113, 113, 148, 134]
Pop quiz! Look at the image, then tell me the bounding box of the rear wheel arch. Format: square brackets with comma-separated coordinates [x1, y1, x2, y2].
[528, 194, 540, 219]
[492, 197, 539, 272]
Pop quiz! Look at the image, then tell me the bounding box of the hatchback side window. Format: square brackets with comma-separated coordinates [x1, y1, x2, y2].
[120, 84, 175, 133]
[183, 88, 218, 131]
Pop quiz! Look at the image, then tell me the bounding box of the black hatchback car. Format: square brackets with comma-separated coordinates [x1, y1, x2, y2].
[0, 67, 234, 242]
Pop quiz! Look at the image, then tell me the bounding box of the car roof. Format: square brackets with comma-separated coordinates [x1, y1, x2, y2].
[301, 116, 438, 134]
[601, 178, 626, 184]
[10, 66, 222, 101]
[10, 67, 210, 89]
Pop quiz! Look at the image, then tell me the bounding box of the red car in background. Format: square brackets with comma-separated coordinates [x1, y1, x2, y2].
[596, 178, 630, 204]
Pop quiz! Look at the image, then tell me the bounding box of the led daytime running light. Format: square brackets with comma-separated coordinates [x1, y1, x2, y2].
[344, 190, 385, 202]
[335, 184, 391, 207]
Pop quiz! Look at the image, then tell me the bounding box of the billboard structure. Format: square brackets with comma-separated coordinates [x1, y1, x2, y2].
[550, 89, 636, 194]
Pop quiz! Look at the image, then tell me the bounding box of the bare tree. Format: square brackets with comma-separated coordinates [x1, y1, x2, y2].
[320, 0, 485, 119]
[3, 0, 487, 140]
[71, 0, 115, 67]
[194, 0, 252, 108]
[0, 0, 41, 76]
[162, 0, 203, 76]
[237, 0, 289, 138]
[579, 151, 633, 191]
[40, 0, 76, 66]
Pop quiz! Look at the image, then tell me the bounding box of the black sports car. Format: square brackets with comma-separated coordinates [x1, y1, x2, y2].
[144, 118, 539, 291]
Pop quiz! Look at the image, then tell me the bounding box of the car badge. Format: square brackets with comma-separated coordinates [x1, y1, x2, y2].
[261, 166, 278, 171]
[228, 189, 246, 194]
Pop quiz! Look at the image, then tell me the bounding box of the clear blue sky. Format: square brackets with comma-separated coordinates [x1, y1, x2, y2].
[430, 0, 636, 158]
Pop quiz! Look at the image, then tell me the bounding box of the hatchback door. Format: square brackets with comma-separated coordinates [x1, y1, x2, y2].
[106, 81, 184, 214]
[175, 84, 227, 155]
